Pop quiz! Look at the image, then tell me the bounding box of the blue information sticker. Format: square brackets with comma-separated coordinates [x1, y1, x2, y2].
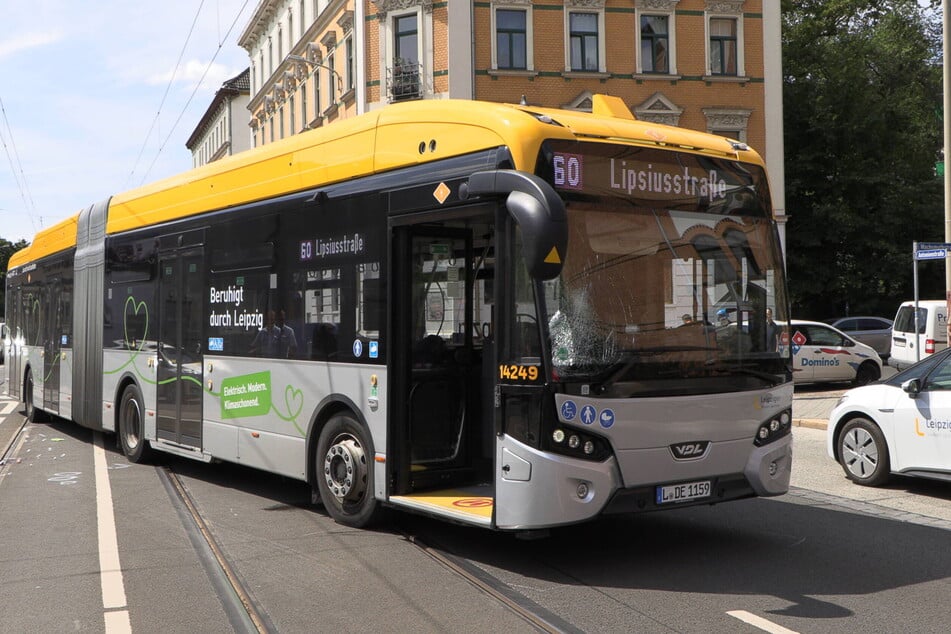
[561, 400, 577, 421]
[369, 341, 379, 359]
[580, 405, 597, 426]
[599, 408, 615, 429]
[208, 337, 224, 352]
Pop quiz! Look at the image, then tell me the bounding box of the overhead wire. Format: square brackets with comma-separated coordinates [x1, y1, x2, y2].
[138, 0, 252, 186]
[0, 94, 39, 233]
[125, 0, 208, 189]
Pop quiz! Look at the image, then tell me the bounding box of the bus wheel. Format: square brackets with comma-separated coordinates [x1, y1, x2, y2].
[838, 417, 890, 486]
[24, 369, 46, 422]
[315, 414, 381, 528]
[119, 384, 152, 463]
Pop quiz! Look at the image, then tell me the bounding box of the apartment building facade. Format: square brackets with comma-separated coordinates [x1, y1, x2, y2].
[234, 0, 785, 243]
[186, 69, 252, 168]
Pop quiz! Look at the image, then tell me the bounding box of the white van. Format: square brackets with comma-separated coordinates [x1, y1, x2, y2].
[889, 300, 948, 369]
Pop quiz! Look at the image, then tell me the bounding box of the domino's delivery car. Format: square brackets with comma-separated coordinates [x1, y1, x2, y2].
[785, 320, 882, 386]
[889, 300, 948, 370]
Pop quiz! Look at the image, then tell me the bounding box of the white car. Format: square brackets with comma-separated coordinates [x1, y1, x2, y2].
[785, 319, 882, 386]
[828, 347, 951, 486]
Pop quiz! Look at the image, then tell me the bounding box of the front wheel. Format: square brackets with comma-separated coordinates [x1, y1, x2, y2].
[838, 417, 890, 486]
[315, 414, 382, 528]
[118, 384, 152, 463]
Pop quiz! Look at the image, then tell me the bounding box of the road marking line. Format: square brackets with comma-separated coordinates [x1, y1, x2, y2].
[727, 610, 799, 634]
[95, 433, 131, 632]
[0, 400, 17, 416]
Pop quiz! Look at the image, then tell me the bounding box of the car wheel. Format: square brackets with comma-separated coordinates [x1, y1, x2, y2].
[838, 417, 890, 486]
[853, 361, 881, 386]
[315, 413, 383, 528]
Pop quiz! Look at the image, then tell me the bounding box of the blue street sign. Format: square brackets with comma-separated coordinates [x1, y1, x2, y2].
[916, 249, 947, 261]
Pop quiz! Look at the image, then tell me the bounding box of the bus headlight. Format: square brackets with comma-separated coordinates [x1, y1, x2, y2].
[754, 408, 792, 447]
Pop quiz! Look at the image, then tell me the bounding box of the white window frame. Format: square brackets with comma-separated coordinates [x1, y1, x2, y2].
[634, 0, 679, 77]
[490, 1, 534, 73]
[704, 1, 746, 79]
[564, 4, 606, 75]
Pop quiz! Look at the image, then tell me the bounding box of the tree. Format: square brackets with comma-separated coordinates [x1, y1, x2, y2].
[0, 237, 29, 316]
[783, 0, 944, 319]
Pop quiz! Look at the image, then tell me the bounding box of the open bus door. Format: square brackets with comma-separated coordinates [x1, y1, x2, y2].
[388, 210, 498, 528]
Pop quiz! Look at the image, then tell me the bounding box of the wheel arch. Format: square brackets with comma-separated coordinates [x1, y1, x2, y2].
[111, 372, 142, 435]
[304, 394, 372, 490]
[831, 411, 893, 463]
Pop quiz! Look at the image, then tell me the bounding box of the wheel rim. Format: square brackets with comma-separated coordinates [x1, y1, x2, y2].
[842, 427, 879, 479]
[122, 396, 141, 450]
[323, 434, 367, 504]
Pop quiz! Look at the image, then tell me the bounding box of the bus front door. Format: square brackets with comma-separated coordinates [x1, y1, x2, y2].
[392, 221, 494, 495]
[156, 248, 204, 448]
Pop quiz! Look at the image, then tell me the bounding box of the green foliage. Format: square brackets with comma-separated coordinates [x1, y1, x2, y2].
[0, 237, 29, 318]
[783, 0, 944, 319]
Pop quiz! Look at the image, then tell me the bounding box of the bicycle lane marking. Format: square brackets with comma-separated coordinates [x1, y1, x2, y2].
[94, 432, 132, 633]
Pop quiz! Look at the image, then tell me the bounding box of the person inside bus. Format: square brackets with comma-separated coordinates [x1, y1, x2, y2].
[274, 309, 298, 358]
[250, 309, 298, 358]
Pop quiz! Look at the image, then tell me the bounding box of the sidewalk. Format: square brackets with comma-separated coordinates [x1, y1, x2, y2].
[792, 387, 846, 431]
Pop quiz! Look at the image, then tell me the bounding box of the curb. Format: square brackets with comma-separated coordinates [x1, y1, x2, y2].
[794, 418, 827, 431]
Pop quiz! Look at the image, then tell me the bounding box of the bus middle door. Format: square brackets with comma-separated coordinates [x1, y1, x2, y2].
[157, 247, 204, 448]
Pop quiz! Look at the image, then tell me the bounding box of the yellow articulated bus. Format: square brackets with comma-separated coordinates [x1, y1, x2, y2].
[3, 95, 793, 531]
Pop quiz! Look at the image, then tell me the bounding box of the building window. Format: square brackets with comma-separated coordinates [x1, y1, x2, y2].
[709, 17, 738, 75]
[260, 52, 265, 85]
[301, 79, 308, 127]
[289, 94, 296, 135]
[268, 39, 274, 76]
[640, 15, 669, 74]
[569, 12, 599, 72]
[703, 107, 752, 142]
[279, 107, 285, 139]
[346, 37, 355, 92]
[278, 28, 283, 63]
[388, 12, 421, 102]
[328, 51, 336, 104]
[300, 1, 306, 38]
[496, 9, 527, 70]
[395, 13, 418, 67]
[314, 70, 321, 116]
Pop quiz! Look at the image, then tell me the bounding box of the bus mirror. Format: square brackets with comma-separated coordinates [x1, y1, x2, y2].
[465, 170, 567, 280]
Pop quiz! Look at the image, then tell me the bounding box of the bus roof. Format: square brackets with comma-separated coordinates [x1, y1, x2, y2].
[8, 95, 764, 270]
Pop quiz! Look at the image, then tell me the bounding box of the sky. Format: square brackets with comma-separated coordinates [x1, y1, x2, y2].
[0, 0, 257, 243]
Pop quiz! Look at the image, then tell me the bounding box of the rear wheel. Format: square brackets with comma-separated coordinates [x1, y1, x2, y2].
[118, 384, 152, 463]
[315, 413, 382, 528]
[23, 369, 46, 422]
[838, 417, 890, 486]
[853, 362, 881, 386]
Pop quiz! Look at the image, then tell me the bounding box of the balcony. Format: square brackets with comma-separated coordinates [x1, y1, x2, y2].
[387, 60, 421, 102]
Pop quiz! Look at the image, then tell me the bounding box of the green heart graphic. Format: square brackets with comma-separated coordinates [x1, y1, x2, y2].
[123, 296, 149, 352]
[284, 385, 304, 421]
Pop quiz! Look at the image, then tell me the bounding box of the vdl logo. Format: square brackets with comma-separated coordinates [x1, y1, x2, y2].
[669, 441, 710, 461]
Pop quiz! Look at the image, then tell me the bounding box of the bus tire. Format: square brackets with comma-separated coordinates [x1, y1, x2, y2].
[118, 384, 152, 463]
[315, 413, 382, 528]
[24, 368, 47, 422]
[838, 417, 890, 486]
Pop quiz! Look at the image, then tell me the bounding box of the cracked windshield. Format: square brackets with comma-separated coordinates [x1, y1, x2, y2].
[537, 141, 791, 395]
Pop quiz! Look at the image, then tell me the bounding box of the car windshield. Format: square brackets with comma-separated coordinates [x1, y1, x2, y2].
[535, 140, 791, 396]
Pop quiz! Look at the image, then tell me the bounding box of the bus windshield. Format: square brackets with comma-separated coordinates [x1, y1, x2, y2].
[535, 140, 791, 396]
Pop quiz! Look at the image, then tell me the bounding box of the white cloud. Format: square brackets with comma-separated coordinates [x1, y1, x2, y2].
[0, 31, 63, 60]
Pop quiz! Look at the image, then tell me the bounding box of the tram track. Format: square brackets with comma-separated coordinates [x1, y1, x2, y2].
[397, 525, 581, 634]
[158, 465, 277, 634]
[159, 457, 576, 634]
